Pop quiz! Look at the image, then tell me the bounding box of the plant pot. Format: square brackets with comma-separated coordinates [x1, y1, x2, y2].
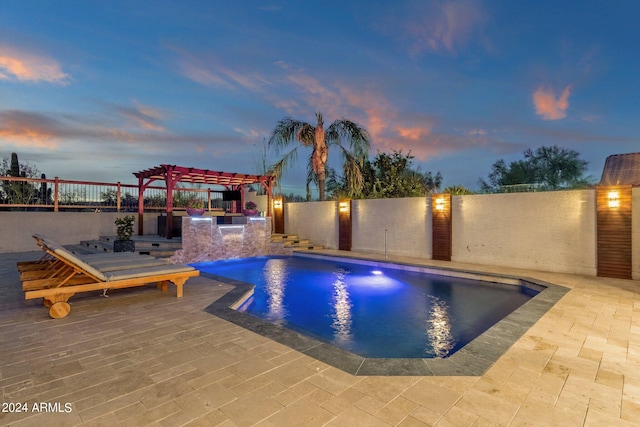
[242, 209, 259, 217]
[186, 208, 206, 217]
[114, 240, 135, 253]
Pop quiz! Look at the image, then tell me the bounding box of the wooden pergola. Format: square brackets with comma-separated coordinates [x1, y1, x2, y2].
[134, 164, 274, 239]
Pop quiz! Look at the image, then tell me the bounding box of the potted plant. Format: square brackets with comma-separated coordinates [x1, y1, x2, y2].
[114, 215, 135, 252]
[242, 200, 259, 216]
[186, 198, 206, 217]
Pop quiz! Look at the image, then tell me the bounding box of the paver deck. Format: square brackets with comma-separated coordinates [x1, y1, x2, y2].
[1, 250, 639, 426]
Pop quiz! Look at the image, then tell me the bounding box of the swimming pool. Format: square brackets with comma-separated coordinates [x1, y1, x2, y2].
[195, 254, 541, 359]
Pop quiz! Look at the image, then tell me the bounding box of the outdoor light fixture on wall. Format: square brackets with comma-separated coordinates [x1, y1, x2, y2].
[273, 198, 283, 209]
[608, 191, 620, 208]
[435, 197, 445, 211]
[339, 200, 350, 213]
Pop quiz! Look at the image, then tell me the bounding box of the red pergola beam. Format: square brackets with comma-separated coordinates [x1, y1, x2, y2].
[134, 165, 274, 239]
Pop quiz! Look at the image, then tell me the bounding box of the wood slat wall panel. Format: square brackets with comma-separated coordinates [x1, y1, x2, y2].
[338, 199, 352, 251]
[432, 194, 452, 261]
[596, 185, 632, 279]
[273, 197, 285, 234]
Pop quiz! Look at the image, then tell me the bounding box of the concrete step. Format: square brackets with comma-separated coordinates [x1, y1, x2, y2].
[79, 239, 112, 253]
[282, 239, 311, 246]
[271, 233, 299, 241]
[271, 233, 322, 251]
[289, 244, 324, 251]
[78, 236, 182, 258]
[65, 244, 98, 255]
[98, 236, 183, 250]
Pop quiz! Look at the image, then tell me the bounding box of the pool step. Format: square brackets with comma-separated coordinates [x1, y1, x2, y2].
[271, 233, 299, 241]
[289, 244, 325, 250]
[282, 238, 310, 246]
[271, 233, 323, 251]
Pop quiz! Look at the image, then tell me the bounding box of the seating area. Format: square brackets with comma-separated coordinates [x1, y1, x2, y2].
[17, 234, 199, 318]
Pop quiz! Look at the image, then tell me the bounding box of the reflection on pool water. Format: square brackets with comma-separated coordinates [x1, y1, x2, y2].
[194, 256, 536, 358]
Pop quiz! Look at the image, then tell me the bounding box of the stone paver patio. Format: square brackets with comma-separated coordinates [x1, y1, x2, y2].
[1, 250, 639, 426]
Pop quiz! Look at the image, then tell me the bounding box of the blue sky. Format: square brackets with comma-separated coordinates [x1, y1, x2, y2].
[1, 1, 639, 195]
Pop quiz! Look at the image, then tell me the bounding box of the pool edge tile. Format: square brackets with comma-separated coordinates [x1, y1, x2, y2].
[200, 255, 570, 377]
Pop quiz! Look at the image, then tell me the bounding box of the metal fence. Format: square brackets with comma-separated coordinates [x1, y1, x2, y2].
[0, 176, 231, 212]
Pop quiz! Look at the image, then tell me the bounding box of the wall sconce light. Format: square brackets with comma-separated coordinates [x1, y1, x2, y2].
[273, 198, 283, 209]
[435, 197, 445, 211]
[608, 191, 620, 208]
[339, 200, 350, 213]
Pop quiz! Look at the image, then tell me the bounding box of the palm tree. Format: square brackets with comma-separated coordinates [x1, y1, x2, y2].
[268, 112, 370, 201]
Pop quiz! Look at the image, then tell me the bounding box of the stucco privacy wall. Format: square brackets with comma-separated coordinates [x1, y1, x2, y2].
[0, 212, 160, 253]
[352, 197, 431, 258]
[243, 190, 269, 215]
[284, 201, 338, 249]
[633, 187, 640, 280]
[451, 190, 597, 275]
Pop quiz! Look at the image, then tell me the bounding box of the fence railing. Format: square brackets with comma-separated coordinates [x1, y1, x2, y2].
[0, 176, 231, 212]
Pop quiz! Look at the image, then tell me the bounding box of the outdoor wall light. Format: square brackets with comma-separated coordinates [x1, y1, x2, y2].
[608, 191, 620, 208]
[273, 199, 283, 209]
[435, 197, 445, 211]
[339, 201, 350, 213]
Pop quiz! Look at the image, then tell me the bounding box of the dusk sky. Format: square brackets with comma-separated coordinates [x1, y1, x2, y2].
[1, 1, 639, 196]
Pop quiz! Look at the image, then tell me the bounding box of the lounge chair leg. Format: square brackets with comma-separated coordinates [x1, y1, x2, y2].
[172, 278, 187, 298]
[157, 281, 169, 292]
[43, 298, 53, 308]
[49, 301, 71, 319]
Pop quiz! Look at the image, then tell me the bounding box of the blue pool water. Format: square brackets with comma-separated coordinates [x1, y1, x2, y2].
[194, 256, 535, 358]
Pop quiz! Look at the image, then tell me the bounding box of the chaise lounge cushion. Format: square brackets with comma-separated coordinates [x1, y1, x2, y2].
[52, 245, 109, 281]
[87, 258, 172, 272]
[103, 264, 196, 281]
[33, 233, 191, 278]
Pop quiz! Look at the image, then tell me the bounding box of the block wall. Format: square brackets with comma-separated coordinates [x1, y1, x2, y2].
[451, 190, 597, 275]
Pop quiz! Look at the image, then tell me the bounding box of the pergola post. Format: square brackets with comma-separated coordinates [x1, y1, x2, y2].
[165, 166, 177, 240]
[137, 176, 145, 235]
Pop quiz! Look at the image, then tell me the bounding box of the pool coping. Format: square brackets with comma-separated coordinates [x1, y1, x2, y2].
[203, 253, 569, 376]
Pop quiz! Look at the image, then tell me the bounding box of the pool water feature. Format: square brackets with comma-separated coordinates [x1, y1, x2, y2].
[196, 255, 542, 360]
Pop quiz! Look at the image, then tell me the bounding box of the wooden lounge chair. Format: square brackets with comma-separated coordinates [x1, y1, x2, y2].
[19, 234, 199, 319]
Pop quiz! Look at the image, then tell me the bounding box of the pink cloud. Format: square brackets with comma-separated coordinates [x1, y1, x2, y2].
[404, 0, 488, 55]
[0, 110, 60, 149]
[396, 126, 433, 141]
[266, 66, 492, 165]
[114, 101, 165, 132]
[175, 49, 269, 92]
[178, 58, 234, 89]
[0, 46, 69, 84]
[533, 85, 571, 120]
[277, 72, 453, 161]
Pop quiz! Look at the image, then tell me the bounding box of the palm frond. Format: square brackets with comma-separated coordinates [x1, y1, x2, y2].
[333, 144, 365, 198]
[268, 146, 300, 182]
[326, 119, 371, 160]
[296, 123, 315, 147]
[306, 155, 317, 187]
[268, 117, 313, 152]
